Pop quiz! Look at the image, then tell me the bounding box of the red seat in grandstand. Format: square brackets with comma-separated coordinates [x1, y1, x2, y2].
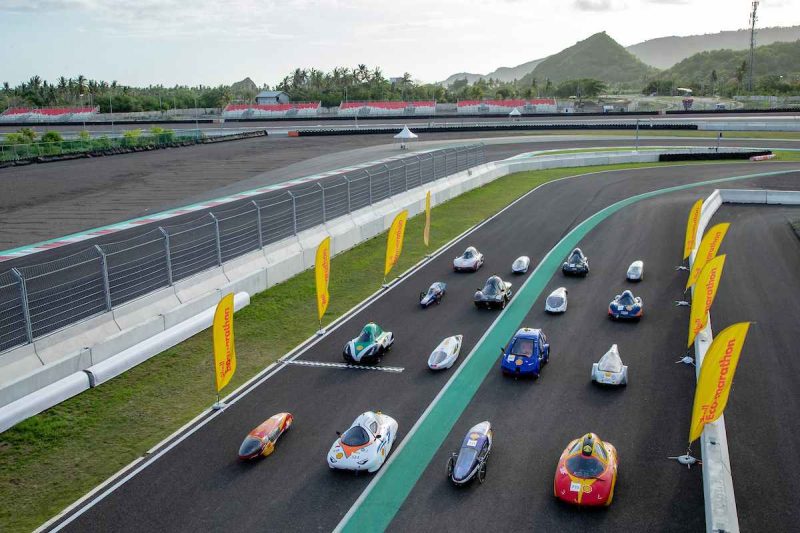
[1, 107, 33, 116]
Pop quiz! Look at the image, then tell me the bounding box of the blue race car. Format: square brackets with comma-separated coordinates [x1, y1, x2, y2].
[499, 328, 550, 377]
[608, 290, 643, 321]
[419, 282, 446, 308]
[447, 421, 493, 485]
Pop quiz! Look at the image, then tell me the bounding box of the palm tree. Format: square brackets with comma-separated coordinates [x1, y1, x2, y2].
[356, 64, 369, 83]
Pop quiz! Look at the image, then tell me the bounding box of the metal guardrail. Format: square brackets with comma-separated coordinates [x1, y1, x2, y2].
[0, 144, 485, 353]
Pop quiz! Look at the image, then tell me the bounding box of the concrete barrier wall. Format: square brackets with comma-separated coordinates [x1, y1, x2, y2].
[0, 149, 767, 431]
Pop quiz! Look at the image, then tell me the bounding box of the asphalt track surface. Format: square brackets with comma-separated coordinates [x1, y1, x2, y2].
[2, 111, 799, 135]
[46, 161, 800, 532]
[707, 204, 800, 532]
[3, 131, 800, 266]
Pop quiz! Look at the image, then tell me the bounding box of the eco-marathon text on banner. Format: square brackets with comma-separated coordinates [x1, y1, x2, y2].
[213, 293, 237, 395]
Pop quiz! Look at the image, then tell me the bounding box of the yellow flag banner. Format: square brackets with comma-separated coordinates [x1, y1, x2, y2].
[687, 254, 726, 347]
[423, 191, 431, 247]
[384, 210, 409, 277]
[683, 199, 703, 260]
[212, 293, 237, 392]
[685, 222, 729, 290]
[689, 322, 751, 443]
[315, 236, 331, 322]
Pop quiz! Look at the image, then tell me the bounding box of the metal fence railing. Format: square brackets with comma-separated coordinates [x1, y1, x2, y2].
[0, 144, 485, 353]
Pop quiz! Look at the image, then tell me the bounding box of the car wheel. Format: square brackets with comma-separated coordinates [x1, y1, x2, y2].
[446, 456, 455, 478]
[500, 299, 506, 310]
[478, 461, 487, 484]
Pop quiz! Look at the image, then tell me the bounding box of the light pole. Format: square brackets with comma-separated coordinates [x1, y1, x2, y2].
[194, 95, 199, 138]
[109, 93, 114, 135]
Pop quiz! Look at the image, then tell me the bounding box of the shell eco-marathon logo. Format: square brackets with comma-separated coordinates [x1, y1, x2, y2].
[218, 307, 234, 378]
[692, 265, 719, 335]
[698, 338, 737, 424]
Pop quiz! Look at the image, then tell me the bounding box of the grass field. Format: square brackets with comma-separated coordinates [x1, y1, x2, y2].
[0, 156, 793, 532]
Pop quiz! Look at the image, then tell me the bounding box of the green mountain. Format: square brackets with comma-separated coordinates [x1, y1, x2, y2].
[628, 25, 800, 70]
[520, 32, 655, 86]
[230, 77, 258, 96]
[659, 39, 800, 84]
[441, 58, 546, 87]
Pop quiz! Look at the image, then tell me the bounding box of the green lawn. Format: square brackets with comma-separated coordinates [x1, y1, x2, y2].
[0, 157, 784, 532]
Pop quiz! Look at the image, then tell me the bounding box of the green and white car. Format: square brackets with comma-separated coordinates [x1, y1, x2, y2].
[343, 322, 394, 363]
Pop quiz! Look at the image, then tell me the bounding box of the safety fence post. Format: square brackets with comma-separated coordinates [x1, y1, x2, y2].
[288, 191, 298, 234]
[10, 268, 33, 343]
[158, 227, 174, 285]
[252, 200, 264, 248]
[209, 213, 223, 266]
[318, 182, 326, 222]
[404, 161, 409, 191]
[94, 245, 113, 311]
[366, 170, 373, 205]
[344, 176, 352, 213]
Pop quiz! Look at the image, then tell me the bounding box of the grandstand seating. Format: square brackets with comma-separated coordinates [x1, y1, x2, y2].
[457, 99, 557, 114]
[221, 102, 321, 118]
[338, 101, 437, 116]
[0, 106, 99, 122]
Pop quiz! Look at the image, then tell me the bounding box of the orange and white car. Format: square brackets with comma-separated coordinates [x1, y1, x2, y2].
[327, 411, 398, 473]
[238, 412, 293, 460]
[554, 432, 618, 506]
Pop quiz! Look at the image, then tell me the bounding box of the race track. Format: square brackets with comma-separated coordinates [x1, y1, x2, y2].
[44, 161, 800, 532]
[3, 131, 800, 265]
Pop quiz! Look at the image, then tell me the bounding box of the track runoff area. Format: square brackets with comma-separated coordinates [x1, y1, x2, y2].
[44, 161, 800, 532]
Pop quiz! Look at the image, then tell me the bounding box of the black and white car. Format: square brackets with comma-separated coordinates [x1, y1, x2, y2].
[474, 275, 513, 309]
[454, 246, 485, 272]
[562, 248, 589, 276]
[544, 287, 568, 313]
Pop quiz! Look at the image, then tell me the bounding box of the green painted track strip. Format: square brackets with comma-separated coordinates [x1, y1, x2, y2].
[336, 168, 798, 532]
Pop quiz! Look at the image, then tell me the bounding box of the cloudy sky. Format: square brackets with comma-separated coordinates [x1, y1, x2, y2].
[1, 0, 797, 87]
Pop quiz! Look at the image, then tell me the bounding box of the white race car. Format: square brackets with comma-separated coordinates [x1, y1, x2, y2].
[454, 246, 485, 272]
[327, 411, 398, 473]
[428, 335, 463, 370]
[626, 260, 644, 281]
[591, 344, 628, 386]
[512, 256, 530, 274]
[544, 287, 568, 313]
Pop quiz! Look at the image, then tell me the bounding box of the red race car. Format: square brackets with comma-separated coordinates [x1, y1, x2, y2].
[238, 412, 293, 460]
[553, 432, 618, 506]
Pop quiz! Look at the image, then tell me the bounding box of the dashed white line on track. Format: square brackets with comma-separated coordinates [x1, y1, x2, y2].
[284, 360, 404, 373]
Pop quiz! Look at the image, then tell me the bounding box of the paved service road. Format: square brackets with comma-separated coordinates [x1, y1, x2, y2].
[2, 131, 799, 261]
[706, 204, 800, 532]
[45, 162, 800, 532]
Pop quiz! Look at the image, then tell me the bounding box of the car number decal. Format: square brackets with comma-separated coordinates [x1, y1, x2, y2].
[467, 439, 478, 447]
[570, 481, 581, 492]
[506, 355, 515, 362]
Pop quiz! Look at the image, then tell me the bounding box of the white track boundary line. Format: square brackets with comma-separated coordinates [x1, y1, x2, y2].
[37, 159, 780, 532]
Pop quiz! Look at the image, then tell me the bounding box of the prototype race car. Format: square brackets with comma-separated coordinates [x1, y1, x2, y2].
[419, 282, 447, 308]
[592, 344, 628, 386]
[608, 290, 643, 320]
[453, 246, 485, 272]
[500, 327, 549, 377]
[428, 335, 463, 370]
[327, 411, 398, 473]
[238, 412, 294, 460]
[545, 287, 568, 314]
[554, 432, 618, 506]
[511, 256, 531, 274]
[447, 421, 493, 485]
[562, 247, 589, 276]
[474, 275, 513, 309]
[343, 322, 394, 363]
[626, 260, 644, 281]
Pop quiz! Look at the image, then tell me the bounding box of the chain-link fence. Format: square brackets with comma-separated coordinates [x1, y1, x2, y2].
[0, 144, 485, 353]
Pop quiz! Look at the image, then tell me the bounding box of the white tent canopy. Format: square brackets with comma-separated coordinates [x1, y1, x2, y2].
[394, 125, 418, 139]
[508, 108, 522, 117]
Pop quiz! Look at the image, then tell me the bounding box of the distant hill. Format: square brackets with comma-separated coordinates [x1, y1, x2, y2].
[520, 32, 655, 85]
[628, 25, 800, 70]
[230, 77, 258, 95]
[440, 58, 546, 87]
[659, 39, 800, 84]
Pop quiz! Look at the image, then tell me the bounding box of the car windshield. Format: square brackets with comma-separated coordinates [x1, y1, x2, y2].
[357, 328, 374, 344]
[547, 295, 564, 307]
[238, 437, 263, 457]
[454, 447, 479, 479]
[510, 337, 535, 357]
[427, 286, 438, 297]
[598, 346, 623, 373]
[569, 249, 584, 263]
[268, 426, 281, 441]
[483, 277, 503, 296]
[617, 291, 635, 306]
[566, 455, 605, 478]
[341, 426, 371, 447]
